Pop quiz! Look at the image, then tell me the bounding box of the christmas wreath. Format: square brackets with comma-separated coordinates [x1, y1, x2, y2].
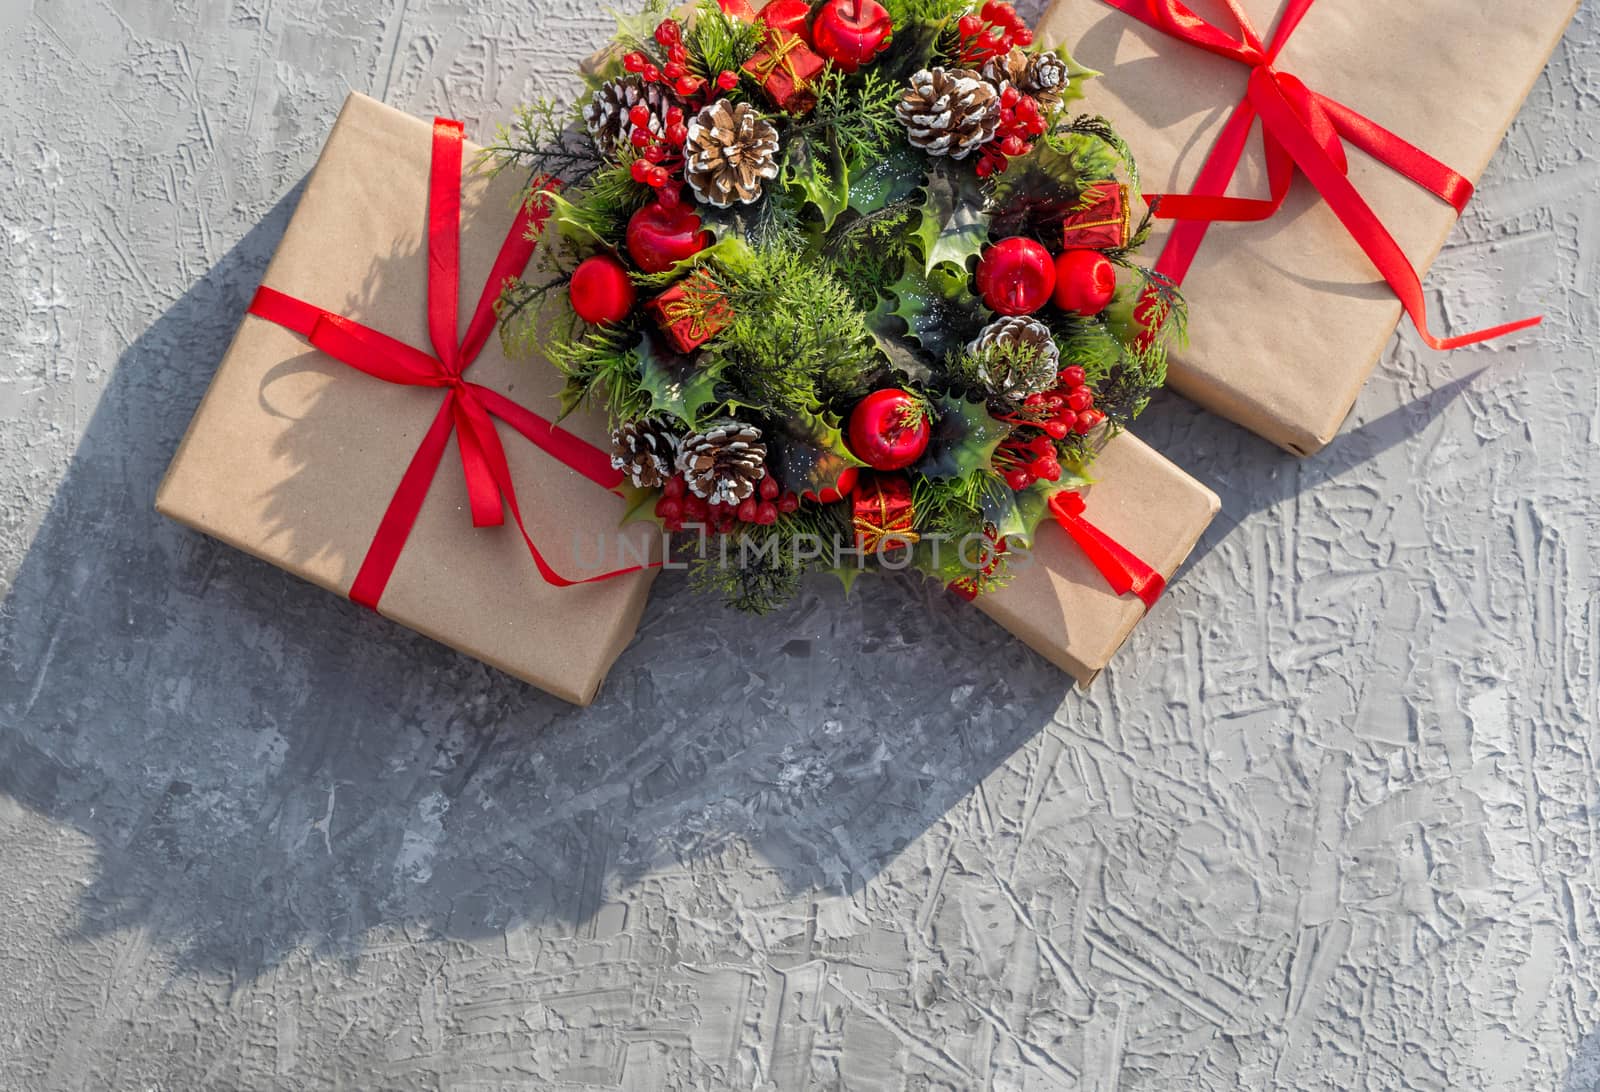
[487, 0, 1183, 612]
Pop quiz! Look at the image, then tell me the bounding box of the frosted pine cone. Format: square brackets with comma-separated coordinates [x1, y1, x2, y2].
[683, 100, 781, 208]
[610, 419, 682, 490]
[676, 421, 768, 506]
[896, 67, 1001, 160]
[968, 316, 1061, 401]
[583, 76, 675, 157]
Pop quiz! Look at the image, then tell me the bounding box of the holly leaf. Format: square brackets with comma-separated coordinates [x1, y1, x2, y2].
[1047, 43, 1099, 109]
[634, 331, 727, 429]
[848, 141, 926, 216]
[914, 393, 1011, 481]
[619, 481, 663, 527]
[979, 471, 1092, 549]
[914, 159, 990, 274]
[865, 290, 936, 386]
[887, 256, 990, 360]
[784, 133, 851, 232]
[766, 403, 868, 497]
[824, 563, 874, 597]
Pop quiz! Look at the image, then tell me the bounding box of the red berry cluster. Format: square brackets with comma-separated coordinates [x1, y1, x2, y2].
[955, 1, 1033, 65]
[992, 365, 1109, 490]
[653, 471, 801, 534]
[623, 20, 742, 200]
[975, 83, 1047, 179]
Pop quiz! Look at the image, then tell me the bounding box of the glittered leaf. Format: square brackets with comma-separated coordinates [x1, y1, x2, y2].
[865, 290, 936, 386]
[766, 404, 868, 497]
[914, 160, 990, 274]
[848, 142, 926, 215]
[987, 133, 1121, 239]
[634, 331, 727, 429]
[887, 256, 990, 360]
[914, 393, 1011, 481]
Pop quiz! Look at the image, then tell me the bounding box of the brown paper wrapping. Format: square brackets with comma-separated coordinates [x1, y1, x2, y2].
[1040, 0, 1578, 454]
[976, 433, 1219, 686]
[157, 93, 659, 706]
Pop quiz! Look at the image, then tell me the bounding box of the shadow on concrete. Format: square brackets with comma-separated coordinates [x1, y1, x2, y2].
[0, 180, 1082, 977]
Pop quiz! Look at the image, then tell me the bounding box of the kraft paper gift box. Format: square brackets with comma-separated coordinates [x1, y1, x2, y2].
[976, 433, 1219, 686]
[1040, 0, 1580, 454]
[157, 92, 658, 706]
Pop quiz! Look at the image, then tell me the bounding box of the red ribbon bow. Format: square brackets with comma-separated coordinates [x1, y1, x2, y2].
[1105, 0, 1541, 350]
[1048, 492, 1166, 609]
[249, 117, 655, 611]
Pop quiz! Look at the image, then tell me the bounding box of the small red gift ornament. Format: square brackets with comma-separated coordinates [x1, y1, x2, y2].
[742, 29, 826, 114]
[1061, 180, 1132, 251]
[852, 472, 919, 555]
[646, 269, 733, 353]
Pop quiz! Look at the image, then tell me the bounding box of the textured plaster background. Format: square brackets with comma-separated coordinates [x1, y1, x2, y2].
[1, 0, 1598, 1088]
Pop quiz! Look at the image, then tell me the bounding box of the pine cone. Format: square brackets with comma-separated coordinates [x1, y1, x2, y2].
[676, 421, 768, 506]
[968, 316, 1061, 401]
[683, 100, 781, 208]
[583, 76, 675, 157]
[982, 48, 1069, 110]
[896, 68, 1001, 160]
[1022, 51, 1071, 108]
[980, 48, 1029, 91]
[610, 419, 682, 490]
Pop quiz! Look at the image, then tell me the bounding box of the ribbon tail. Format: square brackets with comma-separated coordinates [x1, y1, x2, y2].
[453, 395, 509, 528]
[470, 384, 626, 493]
[349, 397, 459, 610]
[1249, 68, 1542, 350]
[1049, 495, 1166, 610]
[1317, 93, 1474, 213]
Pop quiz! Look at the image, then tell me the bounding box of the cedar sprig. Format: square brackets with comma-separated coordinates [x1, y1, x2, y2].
[685, 0, 765, 83]
[704, 246, 878, 415]
[546, 327, 651, 422]
[787, 69, 903, 166]
[686, 504, 837, 613]
[479, 98, 603, 186]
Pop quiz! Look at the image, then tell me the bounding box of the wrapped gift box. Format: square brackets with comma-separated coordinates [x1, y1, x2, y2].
[1040, 0, 1580, 454]
[157, 93, 659, 706]
[977, 433, 1220, 686]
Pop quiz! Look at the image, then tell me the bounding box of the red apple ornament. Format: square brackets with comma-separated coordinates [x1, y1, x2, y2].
[1053, 249, 1118, 316]
[626, 200, 713, 274]
[811, 0, 893, 73]
[569, 254, 636, 325]
[976, 237, 1056, 316]
[757, 0, 814, 44]
[847, 389, 931, 472]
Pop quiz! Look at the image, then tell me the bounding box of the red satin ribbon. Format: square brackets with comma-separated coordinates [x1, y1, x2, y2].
[1048, 492, 1166, 610]
[1104, 0, 1541, 350]
[249, 117, 655, 611]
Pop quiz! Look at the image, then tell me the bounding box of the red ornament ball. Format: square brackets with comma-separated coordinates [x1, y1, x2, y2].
[810, 0, 893, 73]
[847, 388, 931, 472]
[976, 237, 1056, 316]
[568, 255, 636, 325]
[1053, 249, 1118, 316]
[626, 200, 713, 274]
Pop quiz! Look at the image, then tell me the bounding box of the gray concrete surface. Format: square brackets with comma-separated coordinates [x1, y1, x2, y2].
[1, 0, 1597, 1088]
